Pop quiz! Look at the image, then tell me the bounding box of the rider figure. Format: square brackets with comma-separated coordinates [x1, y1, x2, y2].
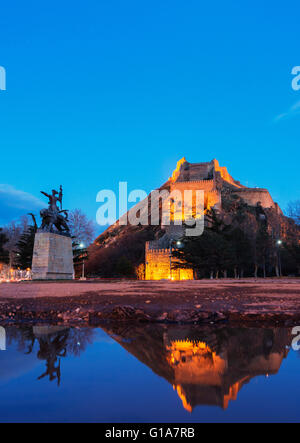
[39, 185, 69, 233]
[40, 186, 63, 214]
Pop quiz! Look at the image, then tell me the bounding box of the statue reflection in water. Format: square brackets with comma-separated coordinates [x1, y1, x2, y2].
[5, 326, 94, 386]
[36, 329, 68, 386]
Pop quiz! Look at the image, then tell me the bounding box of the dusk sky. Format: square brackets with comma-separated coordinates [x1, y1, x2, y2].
[0, 0, 299, 228]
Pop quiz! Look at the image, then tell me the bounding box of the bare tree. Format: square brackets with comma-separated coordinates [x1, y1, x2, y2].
[3, 215, 29, 267]
[287, 200, 300, 225]
[68, 209, 96, 245]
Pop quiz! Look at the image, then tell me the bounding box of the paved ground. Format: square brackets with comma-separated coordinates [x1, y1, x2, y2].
[0, 278, 300, 325]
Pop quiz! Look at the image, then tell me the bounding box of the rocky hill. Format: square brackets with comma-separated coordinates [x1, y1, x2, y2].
[86, 158, 299, 278]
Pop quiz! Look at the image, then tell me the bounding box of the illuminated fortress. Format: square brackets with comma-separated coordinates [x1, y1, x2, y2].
[145, 158, 281, 280]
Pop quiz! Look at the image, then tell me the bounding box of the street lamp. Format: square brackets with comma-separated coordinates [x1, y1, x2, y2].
[276, 240, 282, 277]
[79, 242, 86, 280]
[169, 239, 183, 280]
[169, 239, 173, 280]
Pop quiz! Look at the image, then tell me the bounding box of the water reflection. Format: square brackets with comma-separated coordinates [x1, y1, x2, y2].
[1, 323, 293, 413]
[6, 326, 95, 385]
[102, 324, 291, 411]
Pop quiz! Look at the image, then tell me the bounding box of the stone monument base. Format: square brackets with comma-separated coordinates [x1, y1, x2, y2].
[32, 231, 74, 280]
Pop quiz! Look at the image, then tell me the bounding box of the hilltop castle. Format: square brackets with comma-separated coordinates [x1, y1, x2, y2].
[87, 157, 288, 280]
[145, 158, 282, 280]
[168, 157, 280, 212]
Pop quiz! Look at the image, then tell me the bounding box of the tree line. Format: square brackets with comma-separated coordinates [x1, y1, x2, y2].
[172, 196, 300, 279]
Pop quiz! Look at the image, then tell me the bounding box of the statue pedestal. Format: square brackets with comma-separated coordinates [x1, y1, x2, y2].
[32, 231, 74, 280]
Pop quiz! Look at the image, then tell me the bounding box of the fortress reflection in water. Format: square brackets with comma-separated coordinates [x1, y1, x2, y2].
[102, 324, 291, 411]
[2, 323, 292, 412]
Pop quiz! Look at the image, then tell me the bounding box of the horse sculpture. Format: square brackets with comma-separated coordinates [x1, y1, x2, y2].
[40, 208, 70, 234]
[30, 186, 71, 235]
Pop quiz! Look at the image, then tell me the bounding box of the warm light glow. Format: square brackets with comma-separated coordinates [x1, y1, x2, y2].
[222, 379, 249, 409]
[145, 244, 193, 280]
[166, 339, 213, 357]
[0, 267, 32, 282]
[145, 264, 193, 281]
[165, 339, 244, 411]
[170, 157, 187, 182]
[174, 384, 193, 413]
[213, 159, 241, 187]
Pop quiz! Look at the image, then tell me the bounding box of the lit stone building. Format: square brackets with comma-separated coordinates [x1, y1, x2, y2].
[145, 157, 281, 281]
[145, 241, 194, 280]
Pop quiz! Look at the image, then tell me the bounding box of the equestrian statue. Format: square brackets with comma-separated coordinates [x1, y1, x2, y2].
[30, 185, 70, 235]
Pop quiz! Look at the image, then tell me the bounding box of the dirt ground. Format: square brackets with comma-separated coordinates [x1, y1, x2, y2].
[0, 278, 300, 325]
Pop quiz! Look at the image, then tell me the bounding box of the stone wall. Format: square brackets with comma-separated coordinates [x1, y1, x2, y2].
[169, 159, 280, 212]
[170, 180, 221, 211]
[233, 188, 276, 209]
[170, 158, 242, 187]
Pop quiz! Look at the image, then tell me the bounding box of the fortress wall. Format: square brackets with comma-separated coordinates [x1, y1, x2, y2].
[170, 181, 221, 210]
[170, 159, 214, 182]
[170, 158, 245, 186]
[187, 163, 212, 181]
[170, 157, 187, 182]
[212, 159, 238, 186]
[205, 189, 221, 210]
[145, 245, 171, 280]
[145, 242, 193, 280]
[233, 188, 276, 208]
[170, 179, 215, 192]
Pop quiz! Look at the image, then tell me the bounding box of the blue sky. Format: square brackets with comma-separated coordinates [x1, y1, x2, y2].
[0, 0, 299, 227]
